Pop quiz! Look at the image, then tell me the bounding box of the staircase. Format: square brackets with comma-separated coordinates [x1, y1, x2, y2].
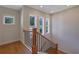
[23, 28, 58, 54]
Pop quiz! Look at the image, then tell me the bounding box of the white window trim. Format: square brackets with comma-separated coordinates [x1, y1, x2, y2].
[46, 18, 50, 34]
[42, 17, 44, 35]
[3, 16, 15, 25]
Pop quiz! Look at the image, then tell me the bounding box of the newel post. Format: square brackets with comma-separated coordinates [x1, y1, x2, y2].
[56, 44, 58, 54]
[32, 28, 37, 54]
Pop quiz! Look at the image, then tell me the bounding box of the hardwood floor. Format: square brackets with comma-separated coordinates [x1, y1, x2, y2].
[0, 41, 31, 54]
[57, 50, 65, 54]
[45, 47, 65, 54]
[0, 41, 64, 54]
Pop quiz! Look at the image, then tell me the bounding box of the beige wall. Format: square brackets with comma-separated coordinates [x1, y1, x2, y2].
[0, 6, 20, 45]
[1, 5, 79, 53]
[0, 6, 51, 47]
[20, 6, 51, 44]
[51, 6, 79, 53]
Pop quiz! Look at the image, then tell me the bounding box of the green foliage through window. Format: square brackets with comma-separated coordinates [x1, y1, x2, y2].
[4, 16, 15, 24]
[39, 17, 43, 33]
[5, 17, 13, 23]
[30, 16, 35, 26]
[46, 18, 49, 33]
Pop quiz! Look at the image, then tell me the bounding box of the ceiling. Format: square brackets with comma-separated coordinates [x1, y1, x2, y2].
[2, 5, 76, 14]
[2, 5, 22, 10]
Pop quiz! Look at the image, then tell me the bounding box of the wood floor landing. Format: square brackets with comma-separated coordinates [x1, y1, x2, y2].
[0, 41, 64, 54]
[0, 41, 31, 54]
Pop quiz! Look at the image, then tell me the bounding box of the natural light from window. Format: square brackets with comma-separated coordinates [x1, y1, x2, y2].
[39, 16, 44, 35]
[46, 17, 49, 33]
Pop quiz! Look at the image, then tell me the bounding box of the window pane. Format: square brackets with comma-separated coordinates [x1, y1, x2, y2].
[5, 17, 13, 23]
[46, 18, 49, 33]
[30, 16, 35, 26]
[39, 17, 44, 34]
[39, 18, 42, 33]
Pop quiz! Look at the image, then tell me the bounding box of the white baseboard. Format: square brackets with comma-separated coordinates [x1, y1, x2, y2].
[58, 48, 70, 54]
[0, 39, 19, 46]
[37, 52, 47, 54]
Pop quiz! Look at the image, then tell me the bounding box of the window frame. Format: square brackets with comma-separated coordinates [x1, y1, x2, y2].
[45, 17, 50, 34]
[29, 15, 37, 28]
[39, 16, 44, 35]
[3, 16, 15, 25]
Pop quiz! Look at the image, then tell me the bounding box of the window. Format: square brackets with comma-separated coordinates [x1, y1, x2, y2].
[3, 16, 15, 25]
[30, 16, 37, 27]
[39, 16, 44, 34]
[46, 18, 49, 33]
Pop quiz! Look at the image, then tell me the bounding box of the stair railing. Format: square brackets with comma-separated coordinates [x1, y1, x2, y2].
[32, 28, 58, 54]
[24, 28, 58, 54]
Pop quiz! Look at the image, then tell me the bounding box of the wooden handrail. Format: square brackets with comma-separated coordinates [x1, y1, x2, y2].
[36, 31, 58, 53]
[24, 28, 58, 54]
[23, 29, 32, 32]
[23, 29, 56, 45]
[37, 32, 56, 45]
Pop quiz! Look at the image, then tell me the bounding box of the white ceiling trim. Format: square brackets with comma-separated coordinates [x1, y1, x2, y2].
[1, 5, 77, 14]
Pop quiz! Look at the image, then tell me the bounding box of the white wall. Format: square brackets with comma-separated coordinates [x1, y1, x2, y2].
[0, 6, 20, 45]
[51, 6, 79, 53]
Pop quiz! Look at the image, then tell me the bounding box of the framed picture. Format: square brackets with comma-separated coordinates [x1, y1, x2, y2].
[3, 16, 15, 25]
